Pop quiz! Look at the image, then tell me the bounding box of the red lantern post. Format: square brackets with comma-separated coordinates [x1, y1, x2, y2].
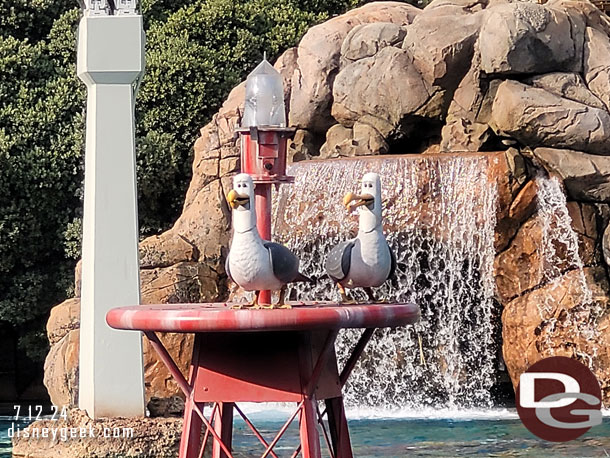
[235, 58, 295, 305]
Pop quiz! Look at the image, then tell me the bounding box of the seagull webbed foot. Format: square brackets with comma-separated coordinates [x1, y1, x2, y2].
[247, 291, 261, 309]
[274, 285, 292, 309]
[338, 284, 357, 305]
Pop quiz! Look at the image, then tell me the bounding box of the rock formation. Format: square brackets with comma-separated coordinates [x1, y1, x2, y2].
[43, 0, 610, 409]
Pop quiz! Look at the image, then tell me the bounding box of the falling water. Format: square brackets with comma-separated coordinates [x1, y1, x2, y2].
[272, 154, 499, 409]
[536, 175, 592, 309]
[534, 175, 601, 366]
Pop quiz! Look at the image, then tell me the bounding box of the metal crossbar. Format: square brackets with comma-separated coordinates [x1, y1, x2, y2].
[198, 404, 218, 458]
[261, 401, 305, 458]
[316, 405, 336, 458]
[234, 405, 280, 458]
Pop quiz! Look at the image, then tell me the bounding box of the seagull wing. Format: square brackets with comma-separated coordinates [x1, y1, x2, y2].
[264, 242, 309, 283]
[325, 240, 355, 283]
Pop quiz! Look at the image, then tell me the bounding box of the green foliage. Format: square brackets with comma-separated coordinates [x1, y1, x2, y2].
[0, 8, 84, 336]
[0, 0, 76, 41]
[0, 0, 360, 363]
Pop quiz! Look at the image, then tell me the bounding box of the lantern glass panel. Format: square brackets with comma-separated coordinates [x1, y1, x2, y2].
[242, 58, 286, 128]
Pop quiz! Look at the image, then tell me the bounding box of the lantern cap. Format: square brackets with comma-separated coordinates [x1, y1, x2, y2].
[241, 57, 286, 128]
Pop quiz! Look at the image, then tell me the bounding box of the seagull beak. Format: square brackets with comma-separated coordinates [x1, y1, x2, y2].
[227, 190, 250, 209]
[343, 192, 374, 211]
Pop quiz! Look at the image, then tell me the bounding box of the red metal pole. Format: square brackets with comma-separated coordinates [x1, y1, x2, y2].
[255, 183, 272, 305]
[299, 399, 322, 458]
[212, 402, 234, 458]
[325, 397, 353, 458]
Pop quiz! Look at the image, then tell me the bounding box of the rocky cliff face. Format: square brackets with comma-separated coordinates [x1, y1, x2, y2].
[44, 0, 610, 408]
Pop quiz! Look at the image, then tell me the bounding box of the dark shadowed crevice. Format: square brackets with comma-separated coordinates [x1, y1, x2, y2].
[387, 116, 443, 155]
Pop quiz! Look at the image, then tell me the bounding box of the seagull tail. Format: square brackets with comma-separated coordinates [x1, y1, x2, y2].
[294, 272, 315, 284]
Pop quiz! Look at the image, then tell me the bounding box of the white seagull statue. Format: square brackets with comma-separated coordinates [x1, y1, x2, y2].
[225, 173, 312, 308]
[325, 172, 395, 303]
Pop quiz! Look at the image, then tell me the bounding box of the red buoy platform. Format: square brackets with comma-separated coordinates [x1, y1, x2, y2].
[107, 301, 419, 458]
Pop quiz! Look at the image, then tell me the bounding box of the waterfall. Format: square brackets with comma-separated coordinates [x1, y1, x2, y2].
[534, 175, 601, 366]
[536, 175, 592, 310]
[272, 154, 499, 409]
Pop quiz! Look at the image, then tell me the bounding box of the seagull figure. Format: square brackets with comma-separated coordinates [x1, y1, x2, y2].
[325, 172, 395, 303]
[226, 173, 312, 308]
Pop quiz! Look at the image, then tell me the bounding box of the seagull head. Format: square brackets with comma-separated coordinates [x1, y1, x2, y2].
[227, 173, 256, 233]
[343, 172, 382, 233]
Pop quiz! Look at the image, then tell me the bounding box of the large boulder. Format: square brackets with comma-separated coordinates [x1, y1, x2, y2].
[332, 46, 436, 136]
[341, 22, 407, 62]
[502, 267, 610, 404]
[402, 4, 484, 89]
[532, 147, 610, 202]
[319, 122, 388, 158]
[584, 27, 610, 112]
[425, 0, 488, 13]
[43, 329, 80, 408]
[479, 2, 585, 75]
[46, 298, 80, 346]
[139, 232, 198, 269]
[140, 262, 220, 304]
[547, 0, 610, 37]
[526, 72, 605, 109]
[142, 333, 193, 402]
[289, 1, 420, 132]
[490, 80, 610, 155]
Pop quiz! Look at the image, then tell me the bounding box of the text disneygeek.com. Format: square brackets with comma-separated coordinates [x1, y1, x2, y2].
[8, 424, 134, 441]
[7, 405, 134, 441]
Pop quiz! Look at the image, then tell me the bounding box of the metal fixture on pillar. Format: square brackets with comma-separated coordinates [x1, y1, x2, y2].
[235, 57, 296, 305]
[77, 0, 145, 418]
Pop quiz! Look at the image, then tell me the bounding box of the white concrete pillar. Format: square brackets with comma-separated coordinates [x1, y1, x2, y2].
[77, 13, 145, 419]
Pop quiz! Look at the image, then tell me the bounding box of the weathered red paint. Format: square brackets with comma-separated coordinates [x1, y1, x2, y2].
[237, 128, 294, 184]
[254, 183, 272, 305]
[108, 303, 419, 457]
[237, 126, 294, 305]
[106, 302, 419, 333]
